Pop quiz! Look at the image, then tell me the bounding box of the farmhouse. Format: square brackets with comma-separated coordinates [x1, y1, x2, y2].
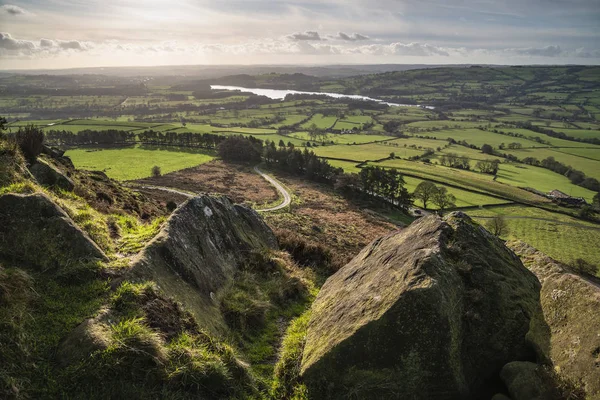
[547, 189, 587, 206]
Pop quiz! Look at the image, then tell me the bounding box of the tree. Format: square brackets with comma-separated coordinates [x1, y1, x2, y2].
[431, 187, 456, 214]
[389, 152, 395, 159]
[571, 258, 597, 277]
[383, 120, 401, 133]
[578, 205, 595, 221]
[485, 215, 509, 237]
[218, 136, 262, 164]
[151, 165, 161, 177]
[481, 144, 493, 154]
[413, 181, 437, 209]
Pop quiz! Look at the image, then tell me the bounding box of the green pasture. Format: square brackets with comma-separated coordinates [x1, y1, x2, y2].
[65, 146, 215, 181]
[374, 158, 548, 205]
[300, 114, 338, 129]
[507, 148, 600, 180]
[468, 205, 600, 270]
[496, 163, 596, 202]
[311, 143, 418, 162]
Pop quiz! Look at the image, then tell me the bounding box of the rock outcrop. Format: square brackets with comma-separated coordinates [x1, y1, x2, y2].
[500, 361, 558, 400]
[301, 212, 543, 400]
[508, 240, 600, 399]
[129, 195, 277, 333]
[29, 158, 75, 191]
[0, 193, 108, 268]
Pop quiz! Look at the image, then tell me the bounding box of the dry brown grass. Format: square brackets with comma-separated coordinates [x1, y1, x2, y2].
[265, 173, 398, 270]
[135, 160, 278, 206]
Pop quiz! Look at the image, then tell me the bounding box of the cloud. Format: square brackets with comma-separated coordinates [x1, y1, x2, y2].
[0, 32, 35, 51]
[336, 32, 370, 41]
[0, 4, 28, 16]
[1, 32, 599, 64]
[0, 32, 93, 57]
[390, 42, 450, 56]
[286, 31, 323, 41]
[512, 45, 563, 57]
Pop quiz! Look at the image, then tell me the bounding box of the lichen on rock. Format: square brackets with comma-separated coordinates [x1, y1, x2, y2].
[129, 195, 278, 333]
[301, 212, 543, 400]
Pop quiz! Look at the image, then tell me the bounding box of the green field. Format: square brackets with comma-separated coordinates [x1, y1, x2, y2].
[300, 114, 338, 129]
[289, 132, 393, 145]
[312, 143, 417, 161]
[65, 146, 215, 180]
[468, 205, 600, 269]
[496, 163, 596, 202]
[375, 158, 549, 205]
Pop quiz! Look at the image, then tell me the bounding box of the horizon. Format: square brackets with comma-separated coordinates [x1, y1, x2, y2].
[1, 0, 599, 70]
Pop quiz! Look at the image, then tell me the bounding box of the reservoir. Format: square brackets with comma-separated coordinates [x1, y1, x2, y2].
[211, 85, 434, 109]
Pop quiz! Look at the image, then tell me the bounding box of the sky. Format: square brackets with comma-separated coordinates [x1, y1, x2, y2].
[0, 0, 599, 69]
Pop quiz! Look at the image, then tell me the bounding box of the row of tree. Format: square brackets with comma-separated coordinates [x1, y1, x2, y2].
[45, 128, 230, 149]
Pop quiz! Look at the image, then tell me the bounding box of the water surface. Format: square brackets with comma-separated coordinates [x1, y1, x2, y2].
[211, 85, 433, 109]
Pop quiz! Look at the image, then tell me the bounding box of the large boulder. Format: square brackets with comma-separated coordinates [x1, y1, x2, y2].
[508, 240, 600, 399]
[301, 212, 543, 400]
[0, 193, 108, 268]
[29, 158, 74, 191]
[129, 195, 277, 333]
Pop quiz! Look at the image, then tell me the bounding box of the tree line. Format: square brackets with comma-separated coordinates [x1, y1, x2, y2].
[45, 128, 229, 149]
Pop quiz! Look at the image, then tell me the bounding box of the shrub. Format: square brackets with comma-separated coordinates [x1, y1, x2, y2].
[275, 229, 332, 270]
[151, 165, 161, 177]
[15, 125, 44, 161]
[166, 201, 177, 212]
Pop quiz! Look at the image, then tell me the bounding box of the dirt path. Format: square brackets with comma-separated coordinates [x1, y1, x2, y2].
[133, 166, 292, 213]
[138, 185, 195, 198]
[253, 166, 291, 212]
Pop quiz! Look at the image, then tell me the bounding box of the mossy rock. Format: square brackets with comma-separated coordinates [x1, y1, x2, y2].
[301, 212, 543, 400]
[0, 193, 108, 269]
[29, 158, 74, 191]
[129, 195, 277, 334]
[508, 240, 600, 399]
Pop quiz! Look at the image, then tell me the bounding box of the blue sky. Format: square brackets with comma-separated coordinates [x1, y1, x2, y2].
[1, 0, 599, 69]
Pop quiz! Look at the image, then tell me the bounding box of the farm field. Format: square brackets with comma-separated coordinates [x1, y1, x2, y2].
[300, 114, 338, 129]
[312, 143, 419, 161]
[374, 158, 550, 205]
[508, 147, 600, 180]
[288, 132, 393, 145]
[403, 176, 509, 209]
[496, 163, 597, 202]
[468, 205, 600, 270]
[65, 146, 215, 180]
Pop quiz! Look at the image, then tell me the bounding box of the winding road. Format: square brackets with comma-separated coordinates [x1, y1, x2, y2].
[135, 166, 292, 213]
[253, 166, 292, 212]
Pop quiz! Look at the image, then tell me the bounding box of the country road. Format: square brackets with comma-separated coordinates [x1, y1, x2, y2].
[134, 166, 292, 212]
[253, 166, 292, 212]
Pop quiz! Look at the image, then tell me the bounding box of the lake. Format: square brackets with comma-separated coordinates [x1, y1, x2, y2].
[211, 85, 433, 109]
